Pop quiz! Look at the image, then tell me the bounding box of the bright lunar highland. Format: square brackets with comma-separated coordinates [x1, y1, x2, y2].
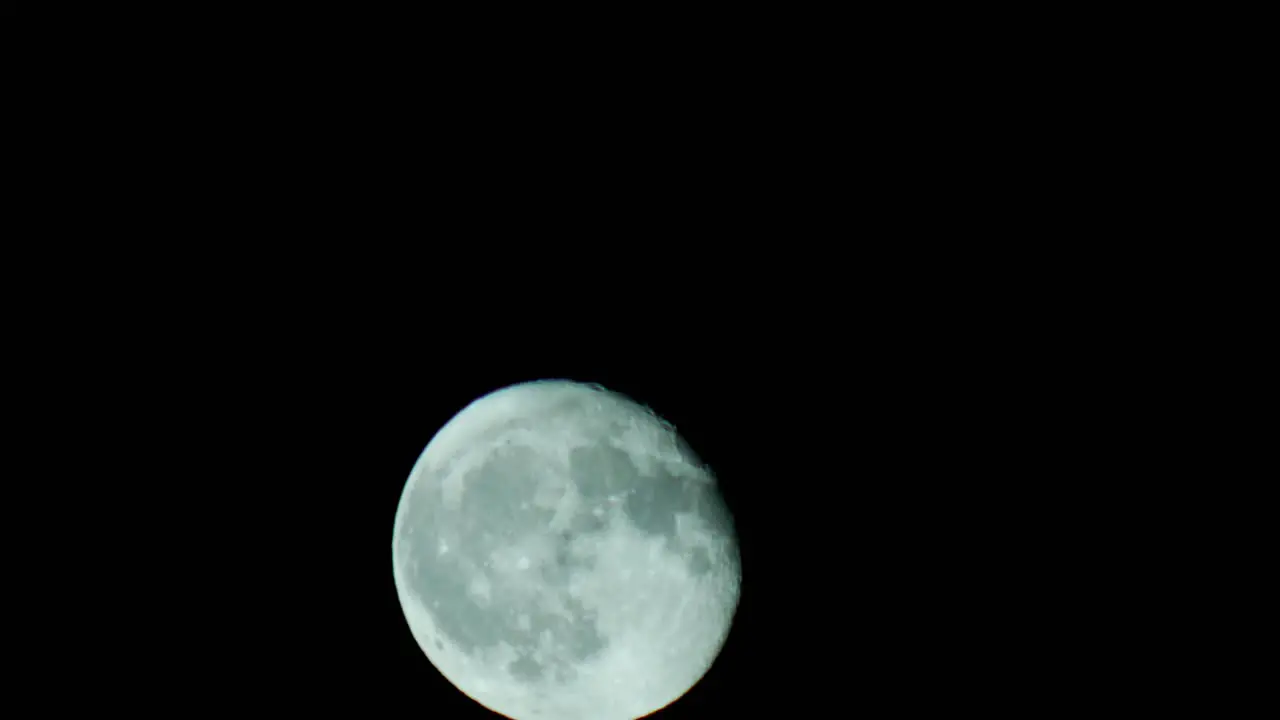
[392, 380, 741, 720]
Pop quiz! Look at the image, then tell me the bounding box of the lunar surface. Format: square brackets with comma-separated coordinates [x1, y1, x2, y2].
[392, 380, 741, 720]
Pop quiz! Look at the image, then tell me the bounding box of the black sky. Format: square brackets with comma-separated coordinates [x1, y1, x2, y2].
[4, 4, 1193, 712]
[16, 247, 1096, 714]
[165, 308, 1069, 716]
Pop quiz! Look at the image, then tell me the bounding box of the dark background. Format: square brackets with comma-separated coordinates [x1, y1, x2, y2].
[20, 158, 1111, 714]
[113, 287, 1086, 715]
[23, 265, 1097, 713]
[7, 12, 1157, 713]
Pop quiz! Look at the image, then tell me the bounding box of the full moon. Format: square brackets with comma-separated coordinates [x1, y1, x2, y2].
[392, 380, 741, 719]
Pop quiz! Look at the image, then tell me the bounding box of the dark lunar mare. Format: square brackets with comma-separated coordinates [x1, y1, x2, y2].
[398, 443, 609, 683]
[570, 443, 734, 576]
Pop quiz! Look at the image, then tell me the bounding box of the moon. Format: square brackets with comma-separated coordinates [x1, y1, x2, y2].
[392, 380, 741, 720]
